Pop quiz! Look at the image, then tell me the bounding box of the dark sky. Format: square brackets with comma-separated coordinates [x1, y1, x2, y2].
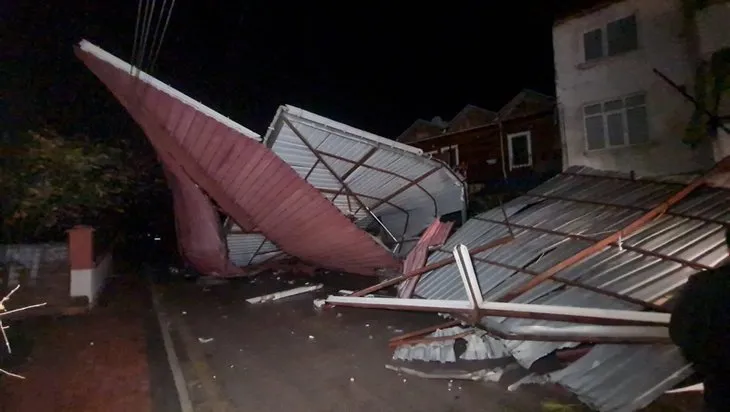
[2, 0, 588, 141]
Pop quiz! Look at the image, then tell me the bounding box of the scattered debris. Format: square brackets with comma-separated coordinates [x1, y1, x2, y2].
[0, 285, 47, 379]
[198, 337, 214, 344]
[507, 373, 550, 392]
[391, 326, 504, 363]
[246, 284, 323, 304]
[665, 382, 703, 394]
[385, 364, 503, 382]
[312, 299, 326, 310]
[308, 335, 315, 340]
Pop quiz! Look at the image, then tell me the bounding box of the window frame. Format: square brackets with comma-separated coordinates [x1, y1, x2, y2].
[426, 145, 460, 168]
[507, 131, 533, 170]
[582, 14, 639, 63]
[582, 92, 649, 151]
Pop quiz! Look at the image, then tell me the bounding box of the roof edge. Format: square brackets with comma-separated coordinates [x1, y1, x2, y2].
[77, 39, 261, 140]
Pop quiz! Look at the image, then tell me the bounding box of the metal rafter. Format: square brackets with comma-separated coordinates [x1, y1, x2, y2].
[319, 149, 440, 217]
[434, 246, 666, 312]
[498, 157, 730, 302]
[355, 166, 442, 215]
[281, 117, 399, 244]
[474, 217, 712, 271]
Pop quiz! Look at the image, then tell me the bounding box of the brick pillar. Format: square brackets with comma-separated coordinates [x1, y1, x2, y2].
[68, 225, 94, 270]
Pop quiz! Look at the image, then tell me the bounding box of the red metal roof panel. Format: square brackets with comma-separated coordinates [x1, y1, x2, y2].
[75, 40, 401, 276]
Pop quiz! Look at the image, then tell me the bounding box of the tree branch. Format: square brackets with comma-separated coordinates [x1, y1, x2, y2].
[0, 285, 46, 379]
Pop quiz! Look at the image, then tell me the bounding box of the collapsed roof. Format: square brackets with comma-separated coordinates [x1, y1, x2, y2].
[75, 40, 465, 276]
[328, 166, 730, 411]
[264, 105, 465, 254]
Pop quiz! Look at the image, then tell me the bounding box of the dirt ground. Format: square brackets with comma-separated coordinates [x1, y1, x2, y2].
[0, 274, 153, 412]
[157, 271, 577, 412]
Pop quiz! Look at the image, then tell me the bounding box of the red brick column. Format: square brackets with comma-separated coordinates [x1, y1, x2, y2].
[68, 225, 95, 270]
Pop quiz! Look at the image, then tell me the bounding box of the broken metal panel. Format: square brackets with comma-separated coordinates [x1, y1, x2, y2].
[392, 326, 509, 363]
[414, 167, 730, 371]
[226, 228, 288, 267]
[548, 344, 692, 412]
[398, 219, 455, 297]
[263, 105, 467, 242]
[77, 40, 400, 276]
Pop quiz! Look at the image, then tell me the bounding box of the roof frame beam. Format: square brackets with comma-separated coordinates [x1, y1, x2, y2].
[318, 148, 439, 218]
[474, 217, 712, 271]
[282, 117, 399, 245]
[498, 157, 730, 302]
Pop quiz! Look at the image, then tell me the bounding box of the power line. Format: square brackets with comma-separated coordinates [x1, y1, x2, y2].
[150, 0, 177, 73]
[130, 0, 144, 75]
[137, 0, 156, 72]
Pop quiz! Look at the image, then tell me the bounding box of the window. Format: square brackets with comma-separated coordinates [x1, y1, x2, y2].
[583, 14, 638, 62]
[583, 92, 649, 151]
[428, 145, 459, 168]
[507, 132, 532, 170]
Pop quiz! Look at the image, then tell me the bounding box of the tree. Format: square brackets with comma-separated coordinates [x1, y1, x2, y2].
[1, 128, 167, 244]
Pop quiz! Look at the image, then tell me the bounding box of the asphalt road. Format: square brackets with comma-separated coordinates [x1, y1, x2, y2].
[154, 272, 568, 412]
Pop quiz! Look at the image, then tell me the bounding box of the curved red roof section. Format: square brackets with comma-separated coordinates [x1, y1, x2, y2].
[75, 40, 401, 276]
[164, 165, 246, 276]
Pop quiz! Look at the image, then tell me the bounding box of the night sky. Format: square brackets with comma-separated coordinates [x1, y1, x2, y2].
[3, 0, 589, 142]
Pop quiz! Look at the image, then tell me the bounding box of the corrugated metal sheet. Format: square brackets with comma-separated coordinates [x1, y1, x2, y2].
[392, 326, 510, 363]
[548, 345, 692, 412]
[397, 219, 454, 297]
[263, 106, 467, 247]
[226, 226, 287, 267]
[76, 40, 401, 276]
[412, 166, 730, 410]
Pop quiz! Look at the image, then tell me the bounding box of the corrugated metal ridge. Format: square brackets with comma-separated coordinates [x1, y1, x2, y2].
[78, 39, 260, 140]
[269, 105, 424, 155]
[414, 166, 730, 363]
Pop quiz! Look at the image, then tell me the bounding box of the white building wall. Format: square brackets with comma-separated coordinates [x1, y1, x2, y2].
[553, 0, 714, 177]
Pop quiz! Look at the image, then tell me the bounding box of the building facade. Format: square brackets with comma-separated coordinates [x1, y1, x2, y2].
[397, 90, 562, 194]
[553, 0, 730, 178]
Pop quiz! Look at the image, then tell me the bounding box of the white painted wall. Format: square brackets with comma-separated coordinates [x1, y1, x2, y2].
[553, 0, 714, 176]
[70, 253, 112, 307]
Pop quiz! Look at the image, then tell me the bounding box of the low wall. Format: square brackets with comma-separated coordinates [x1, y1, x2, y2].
[0, 243, 71, 308]
[0, 226, 115, 310]
[70, 252, 112, 307]
[68, 226, 113, 307]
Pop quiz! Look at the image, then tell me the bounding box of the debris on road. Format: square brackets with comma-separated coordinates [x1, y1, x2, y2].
[246, 284, 323, 304]
[385, 364, 503, 382]
[198, 337, 214, 344]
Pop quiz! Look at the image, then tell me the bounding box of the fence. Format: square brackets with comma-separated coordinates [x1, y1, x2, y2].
[0, 226, 114, 311]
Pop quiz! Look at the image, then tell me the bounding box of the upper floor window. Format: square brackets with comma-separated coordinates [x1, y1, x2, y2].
[507, 131, 532, 170]
[427, 145, 459, 168]
[583, 14, 638, 62]
[583, 92, 649, 151]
